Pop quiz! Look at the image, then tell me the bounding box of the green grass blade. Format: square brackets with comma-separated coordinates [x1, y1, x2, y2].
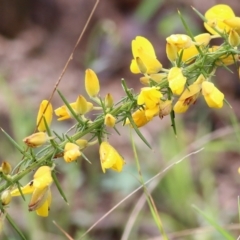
[192, 205, 235, 239]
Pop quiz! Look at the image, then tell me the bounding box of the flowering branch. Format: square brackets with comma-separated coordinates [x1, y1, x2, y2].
[0, 3, 240, 238]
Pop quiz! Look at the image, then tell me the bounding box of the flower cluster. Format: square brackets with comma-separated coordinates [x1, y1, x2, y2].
[0, 4, 239, 227]
[127, 4, 240, 127]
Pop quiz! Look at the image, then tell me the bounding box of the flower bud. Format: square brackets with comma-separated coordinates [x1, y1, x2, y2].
[36, 100, 53, 132]
[104, 114, 116, 127]
[228, 29, 240, 47]
[1, 161, 12, 175]
[75, 139, 88, 150]
[23, 132, 52, 148]
[1, 190, 12, 205]
[105, 93, 114, 108]
[64, 143, 81, 163]
[85, 69, 100, 98]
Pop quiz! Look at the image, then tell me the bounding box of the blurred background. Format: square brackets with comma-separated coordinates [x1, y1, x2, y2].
[1, 0, 240, 239]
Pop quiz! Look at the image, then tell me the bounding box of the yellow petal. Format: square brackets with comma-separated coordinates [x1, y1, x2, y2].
[37, 100, 53, 132]
[30, 188, 51, 217]
[35, 189, 51, 217]
[173, 101, 190, 113]
[137, 48, 162, 74]
[168, 67, 186, 95]
[223, 17, 240, 34]
[11, 181, 34, 196]
[202, 81, 224, 108]
[104, 113, 116, 127]
[166, 42, 178, 62]
[130, 59, 140, 74]
[85, 69, 100, 98]
[132, 36, 156, 59]
[125, 108, 150, 128]
[181, 33, 211, 63]
[204, 4, 235, 34]
[99, 142, 124, 173]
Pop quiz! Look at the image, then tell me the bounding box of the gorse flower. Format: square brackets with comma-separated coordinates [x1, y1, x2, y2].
[173, 75, 224, 113]
[180, 33, 212, 63]
[85, 69, 100, 98]
[75, 95, 93, 115]
[204, 4, 235, 34]
[55, 96, 93, 121]
[130, 36, 162, 74]
[64, 143, 81, 163]
[11, 166, 53, 217]
[23, 132, 53, 148]
[137, 87, 162, 109]
[201, 81, 224, 108]
[125, 108, 150, 128]
[99, 141, 125, 173]
[36, 100, 53, 132]
[104, 113, 116, 128]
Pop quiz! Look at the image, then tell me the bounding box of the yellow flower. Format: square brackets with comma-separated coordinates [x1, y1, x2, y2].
[204, 4, 235, 34]
[104, 113, 116, 127]
[85, 69, 100, 98]
[174, 75, 224, 112]
[130, 36, 162, 74]
[36, 100, 53, 132]
[181, 33, 212, 63]
[137, 87, 162, 109]
[75, 95, 93, 115]
[201, 81, 224, 108]
[11, 166, 53, 217]
[166, 34, 193, 50]
[23, 132, 52, 148]
[173, 82, 202, 113]
[64, 143, 81, 163]
[54, 103, 76, 121]
[125, 108, 150, 128]
[168, 67, 187, 95]
[99, 141, 125, 173]
[223, 17, 240, 34]
[55, 97, 93, 121]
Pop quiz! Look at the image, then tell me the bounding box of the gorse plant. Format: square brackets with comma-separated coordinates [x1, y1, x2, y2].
[0, 3, 240, 239]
